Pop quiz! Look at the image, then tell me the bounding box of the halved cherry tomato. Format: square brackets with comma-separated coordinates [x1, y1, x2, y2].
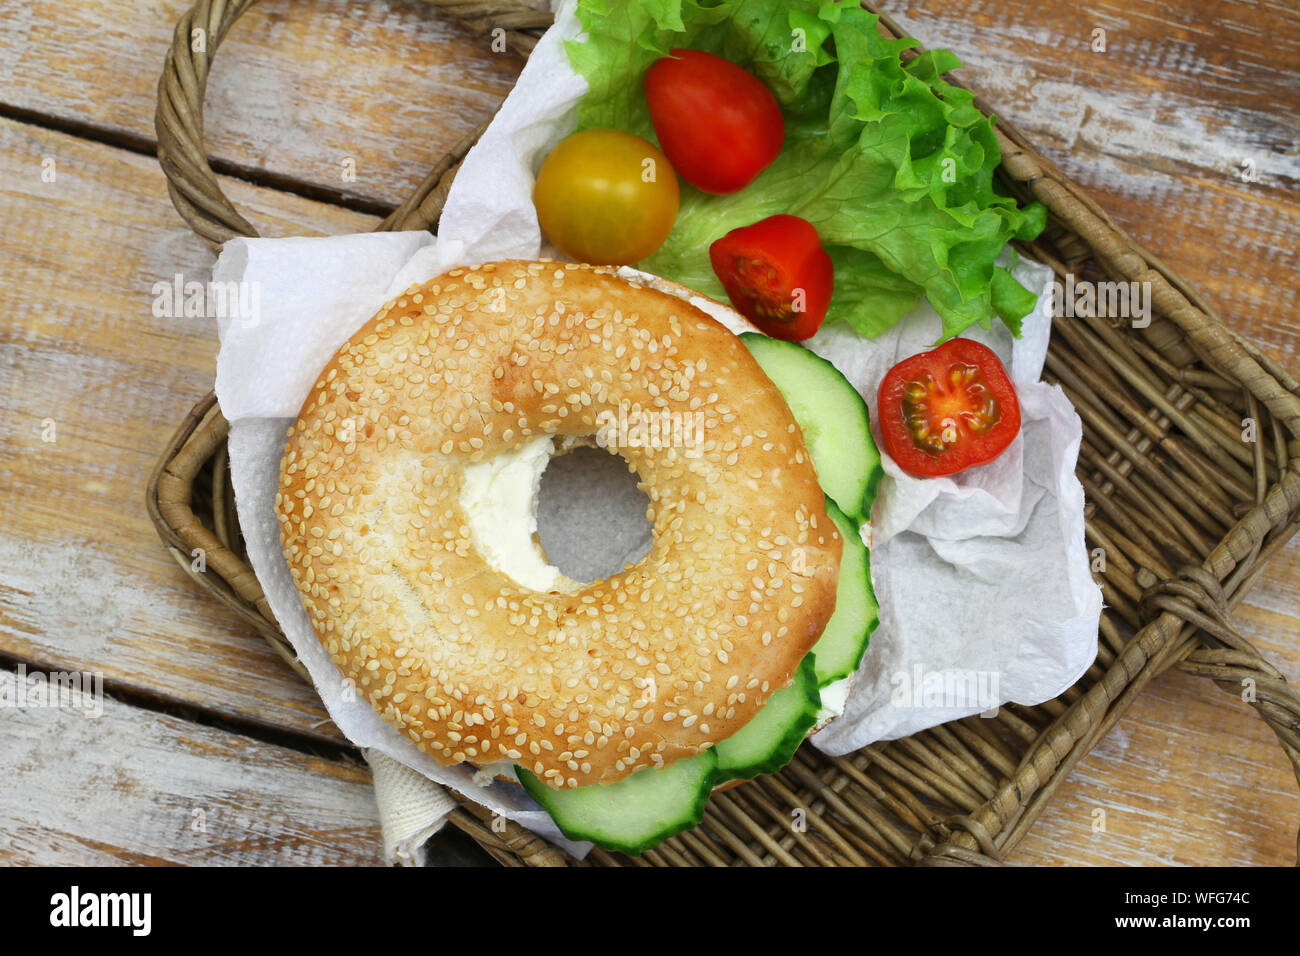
[877, 338, 1021, 477]
[708, 215, 833, 341]
[645, 49, 784, 194]
[533, 129, 679, 265]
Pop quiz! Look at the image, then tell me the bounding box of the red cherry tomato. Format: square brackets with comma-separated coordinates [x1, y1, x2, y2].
[877, 338, 1021, 477]
[645, 49, 784, 195]
[708, 215, 833, 341]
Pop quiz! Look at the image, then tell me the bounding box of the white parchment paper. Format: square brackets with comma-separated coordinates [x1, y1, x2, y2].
[210, 0, 1101, 849]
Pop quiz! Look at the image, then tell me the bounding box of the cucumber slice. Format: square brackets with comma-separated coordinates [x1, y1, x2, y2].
[514, 655, 822, 850]
[810, 498, 879, 686]
[713, 655, 821, 782]
[516, 750, 717, 856]
[740, 332, 882, 521]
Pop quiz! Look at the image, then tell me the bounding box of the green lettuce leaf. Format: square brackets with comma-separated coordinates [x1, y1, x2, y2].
[566, 0, 1046, 341]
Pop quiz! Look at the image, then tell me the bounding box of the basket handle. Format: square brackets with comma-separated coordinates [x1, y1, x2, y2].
[154, 0, 552, 246]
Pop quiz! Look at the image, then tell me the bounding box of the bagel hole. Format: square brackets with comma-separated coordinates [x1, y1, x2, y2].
[536, 445, 652, 584]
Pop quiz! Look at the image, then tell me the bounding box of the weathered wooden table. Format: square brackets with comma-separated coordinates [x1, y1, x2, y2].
[2, 0, 1297, 865]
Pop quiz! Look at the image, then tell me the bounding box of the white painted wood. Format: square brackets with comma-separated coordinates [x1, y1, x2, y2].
[0, 669, 384, 865]
[0, 0, 524, 210]
[0, 116, 377, 742]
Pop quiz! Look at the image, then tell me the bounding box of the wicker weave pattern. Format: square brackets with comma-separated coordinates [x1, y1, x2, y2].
[147, 0, 1300, 866]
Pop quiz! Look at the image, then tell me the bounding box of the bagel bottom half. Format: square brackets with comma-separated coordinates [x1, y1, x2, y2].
[277, 260, 843, 789]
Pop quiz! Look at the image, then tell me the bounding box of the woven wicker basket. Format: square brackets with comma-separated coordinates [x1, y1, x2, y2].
[148, 0, 1300, 866]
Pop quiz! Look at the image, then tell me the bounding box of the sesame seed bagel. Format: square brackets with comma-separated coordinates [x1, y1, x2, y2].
[277, 260, 841, 789]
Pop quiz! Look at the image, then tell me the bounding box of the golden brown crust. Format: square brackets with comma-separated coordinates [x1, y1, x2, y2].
[276, 260, 840, 788]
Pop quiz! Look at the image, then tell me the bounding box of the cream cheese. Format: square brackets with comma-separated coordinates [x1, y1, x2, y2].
[815, 675, 852, 728]
[457, 435, 579, 594]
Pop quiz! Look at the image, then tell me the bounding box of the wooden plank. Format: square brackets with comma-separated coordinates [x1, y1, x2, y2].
[1234, 533, 1300, 667]
[0, 0, 524, 212]
[0, 116, 375, 741]
[1011, 666, 1300, 866]
[0, 668, 383, 865]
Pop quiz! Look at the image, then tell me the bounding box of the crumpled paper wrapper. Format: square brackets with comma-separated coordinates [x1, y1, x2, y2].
[210, 0, 1101, 856]
[804, 276, 1101, 750]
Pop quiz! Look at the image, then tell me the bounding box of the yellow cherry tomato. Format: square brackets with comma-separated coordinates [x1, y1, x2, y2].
[533, 129, 679, 265]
